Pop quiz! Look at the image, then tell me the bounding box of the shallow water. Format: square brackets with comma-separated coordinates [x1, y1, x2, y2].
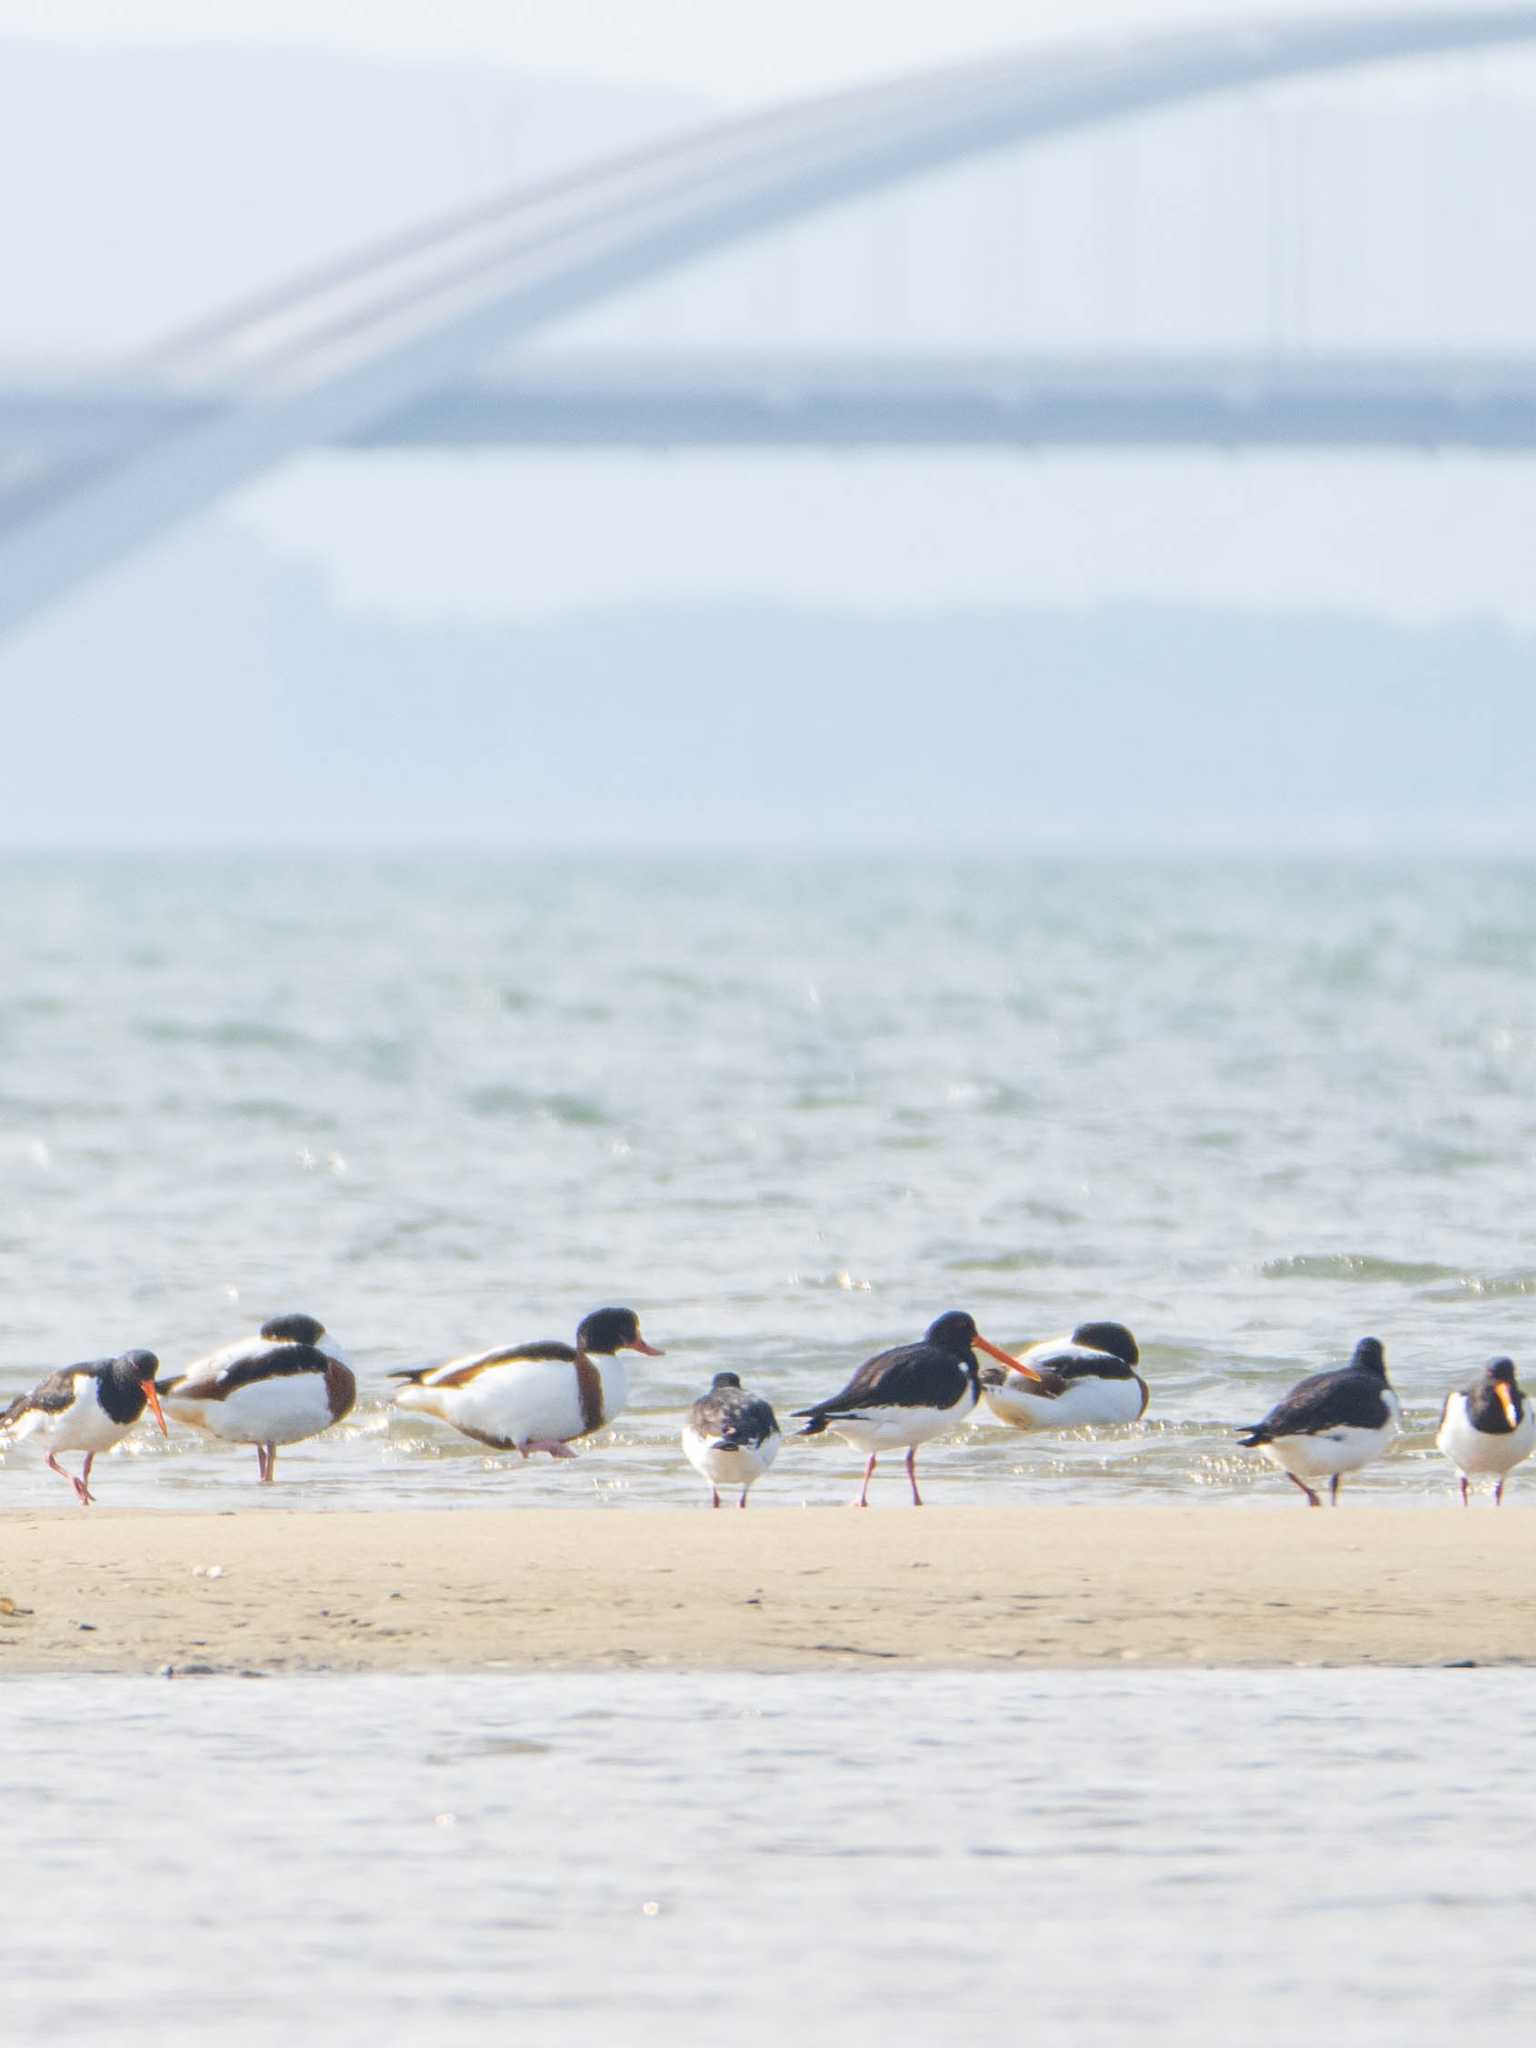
[3, 1667, 1533, 2047]
[2, 856, 1533, 1510]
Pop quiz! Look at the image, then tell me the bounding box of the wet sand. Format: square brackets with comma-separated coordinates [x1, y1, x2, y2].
[0, 1505, 1528, 1675]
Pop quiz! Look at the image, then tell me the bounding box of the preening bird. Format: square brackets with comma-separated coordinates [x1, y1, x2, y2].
[980, 1320, 1149, 1431]
[682, 1371, 782, 1508]
[158, 1313, 356, 1483]
[0, 1349, 166, 1505]
[1436, 1356, 1535, 1506]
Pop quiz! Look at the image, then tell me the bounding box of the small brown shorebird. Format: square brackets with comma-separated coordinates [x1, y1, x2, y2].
[682, 1372, 782, 1508]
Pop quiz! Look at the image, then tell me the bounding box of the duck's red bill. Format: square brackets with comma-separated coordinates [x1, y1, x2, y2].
[631, 1337, 665, 1357]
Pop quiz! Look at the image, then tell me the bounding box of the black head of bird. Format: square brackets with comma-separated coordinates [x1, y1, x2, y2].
[112, 1350, 168, 1435]
[576, 1307, 664, 1358]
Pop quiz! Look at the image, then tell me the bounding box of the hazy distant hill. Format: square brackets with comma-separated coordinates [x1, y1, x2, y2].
[4, 522, 1530, 853]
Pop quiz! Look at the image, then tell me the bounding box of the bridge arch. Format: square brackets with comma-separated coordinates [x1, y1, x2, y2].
[5, 7, 1536, 636]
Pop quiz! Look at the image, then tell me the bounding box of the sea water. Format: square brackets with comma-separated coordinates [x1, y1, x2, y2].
[1, 855, 1533, 1509]
[3, 1666, 1533, 2047]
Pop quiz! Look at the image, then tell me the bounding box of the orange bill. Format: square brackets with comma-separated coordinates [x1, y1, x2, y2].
[973, 1332, 1047, 1384]
[1497, 1381, 1520, 1428]
[631, 1336, 665, 1357]
[143, 1380, 169, 1437]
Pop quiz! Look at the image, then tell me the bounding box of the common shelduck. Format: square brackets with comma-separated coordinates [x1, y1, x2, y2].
[158, 1313, 356, 1482]
[390, 1305, 662, 1458]
[980, 1320, 1148, 1431]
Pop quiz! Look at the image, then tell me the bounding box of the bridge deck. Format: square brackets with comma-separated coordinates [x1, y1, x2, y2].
[8, 355, 1536, 455]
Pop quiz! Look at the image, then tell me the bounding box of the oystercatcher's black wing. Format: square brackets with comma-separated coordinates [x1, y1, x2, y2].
[0, 1361, 105, 1430]
[795, 1341, 961, 1421]
[1238, 1366, 1385, 1445]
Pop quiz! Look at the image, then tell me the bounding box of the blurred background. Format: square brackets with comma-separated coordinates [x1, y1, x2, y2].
[3, 0, 1536, 850]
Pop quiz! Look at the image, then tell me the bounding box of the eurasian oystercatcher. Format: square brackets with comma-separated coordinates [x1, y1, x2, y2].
[682, 1371, 782, 1508]
[793, 1309, 1027, 1506]
[1436, 1356, 1535, 1506]
[389, 1305, 662, 1458]
[0, 1349, 166, 1504]
[158, 1312, 356, 1483]
[1237, 1336, 1401, 1507]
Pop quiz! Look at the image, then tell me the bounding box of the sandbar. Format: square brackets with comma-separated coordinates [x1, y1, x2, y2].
[0, 1505, 1527, 1677]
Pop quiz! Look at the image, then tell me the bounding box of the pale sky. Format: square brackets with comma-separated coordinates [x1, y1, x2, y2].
[2, 0, 1427, 101]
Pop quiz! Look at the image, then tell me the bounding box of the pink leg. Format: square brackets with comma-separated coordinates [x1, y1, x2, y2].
[48, 1450, 92, 1505]
[1460, 1475, 1470, 1507]
[906, 1446, 924, 1508]
[79, 1453, 96, 1506]
[738, 1489, 748, 1509]
[1285, 1472, 1322, 1508]
[264, 1445, 277, 1484]
[1496, 1477, 1506, 1507]
[1329, 1475, 1341, 1507]
[711, 1487, 721, 1509]
[854, 1454, 877, 1508]
[522, 1438, 577, 1460]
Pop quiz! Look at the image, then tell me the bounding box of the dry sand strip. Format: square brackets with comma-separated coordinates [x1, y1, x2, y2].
[0, 1506, 1531, 1677]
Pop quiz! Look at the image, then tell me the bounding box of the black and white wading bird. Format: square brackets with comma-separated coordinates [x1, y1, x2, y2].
[390, 1306, 663, 1458]
[0, 1349, 166, 1504]
[1237, 1336, 1402, 1507]
[158, 1314, 356, 1483]
[1436, 1356, 1535, 1506]
[980, 1320, 1149, 1431]
[794, 1309, 1029, 1507]
[681, 1372, 782, 1508]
